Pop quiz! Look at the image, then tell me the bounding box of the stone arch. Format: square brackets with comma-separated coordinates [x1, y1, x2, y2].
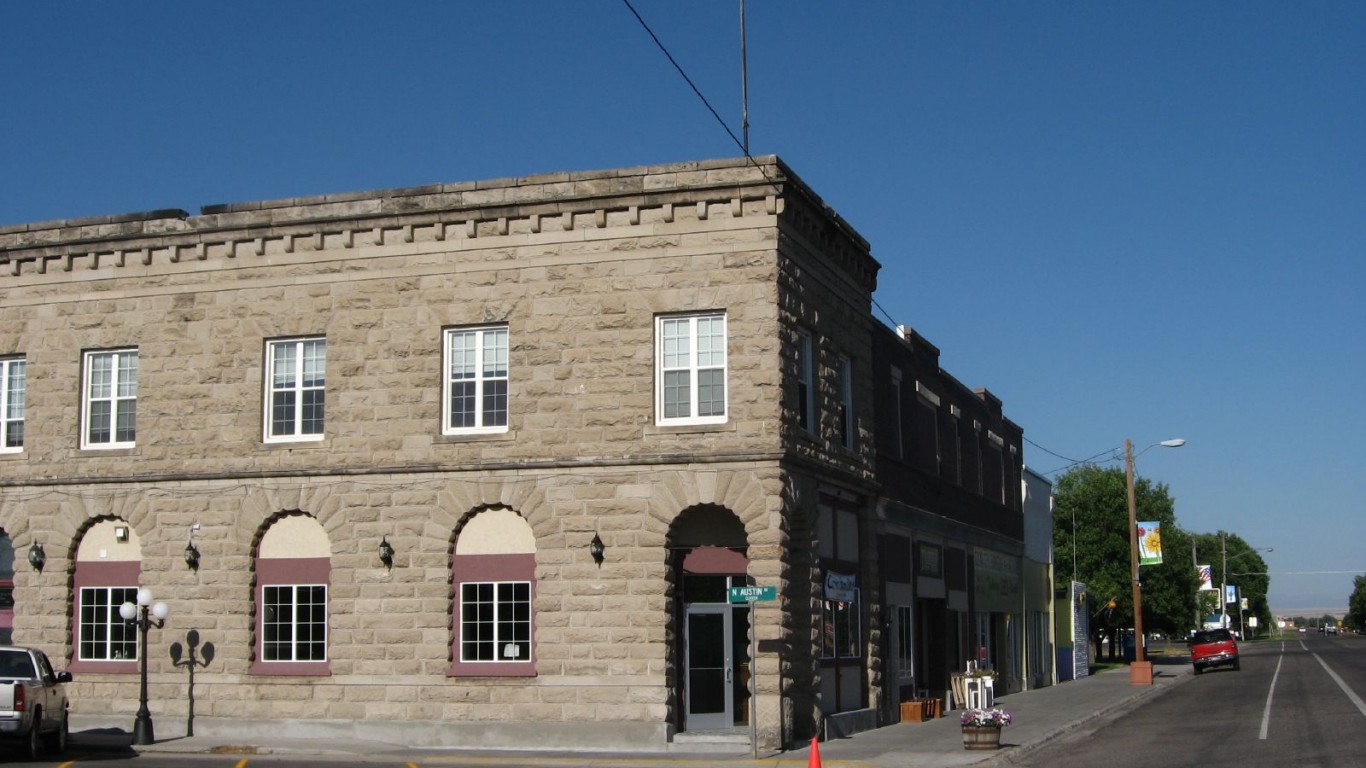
[665, 503, 752, 734]
[446, 504, 537, 676]
[66, 515, 143, 672]
[248, 511, 331, 674]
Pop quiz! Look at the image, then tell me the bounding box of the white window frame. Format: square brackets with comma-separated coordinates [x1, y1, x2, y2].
[896, 604, 915, 682]
[655, 313, 728, 426]
[261, 583, 328, 663]
[264, 337, 326, 443]
[797, 332, 815, 433]
[442, 326, 510, 435]
[77, 586, 138, 661]
[459, 580, 532, 664]
[82, 349, 138, 449]
[0, 357, 24, 452]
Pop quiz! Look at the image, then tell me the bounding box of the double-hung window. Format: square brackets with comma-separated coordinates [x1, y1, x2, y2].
[82, 349, 137, 449]
[265, 338, 325, 442]
[0, 357, 24, 452]
[443, 326, 509, 434]
[78, 586, 138, 661]
[656, 312, 727, 426]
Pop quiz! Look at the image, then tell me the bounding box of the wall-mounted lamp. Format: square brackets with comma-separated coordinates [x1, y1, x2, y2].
[378, 536, 395, 567]
[589, 533, 605, 566]
[115, 526, 129, 542]
[184, 523, 201, 570]
[28, 542, 46, 572]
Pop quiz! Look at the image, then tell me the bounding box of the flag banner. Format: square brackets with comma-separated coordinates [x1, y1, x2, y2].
[1197, 565, 1215, 591]
[1137, 522, 1163, 566]
[1225, 584, 1238, 605]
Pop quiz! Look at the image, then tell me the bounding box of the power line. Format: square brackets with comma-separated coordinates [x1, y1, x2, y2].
[619, 0, 781, 193]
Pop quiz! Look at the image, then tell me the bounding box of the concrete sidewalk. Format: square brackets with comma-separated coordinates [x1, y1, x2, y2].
[71, 656, 1192, 767]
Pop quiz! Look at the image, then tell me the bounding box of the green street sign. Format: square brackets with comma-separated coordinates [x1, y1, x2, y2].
[728, 586, 776, 604]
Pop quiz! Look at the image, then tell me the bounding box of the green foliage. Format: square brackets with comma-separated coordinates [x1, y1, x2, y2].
[1193, 531, 1272, 636]
[1052, 464, 1199, 639]
[1347, 576, 1366, 632]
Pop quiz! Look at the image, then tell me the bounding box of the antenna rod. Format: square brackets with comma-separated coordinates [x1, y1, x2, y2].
[740, 0, 750, 154]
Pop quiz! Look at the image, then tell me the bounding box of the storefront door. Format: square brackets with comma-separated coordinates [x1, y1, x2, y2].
[684, 603, 732, 731]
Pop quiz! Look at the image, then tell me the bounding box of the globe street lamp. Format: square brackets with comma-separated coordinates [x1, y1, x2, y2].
[1125, 437, 1185, 686]
[120, 588, 169, 745]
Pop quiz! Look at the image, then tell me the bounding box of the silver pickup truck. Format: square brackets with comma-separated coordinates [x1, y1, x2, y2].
[0, 646, 71, 758]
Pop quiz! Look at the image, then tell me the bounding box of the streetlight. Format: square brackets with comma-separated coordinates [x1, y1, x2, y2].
[120, 588, 170, 745]
[1125, 437, 1185, 686]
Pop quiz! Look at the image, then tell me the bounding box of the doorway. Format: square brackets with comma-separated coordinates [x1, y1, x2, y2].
[684, 604, 733, 730]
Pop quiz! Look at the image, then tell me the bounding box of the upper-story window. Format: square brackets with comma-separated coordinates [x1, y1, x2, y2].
[82, 349, 138, 449]
[0, 357, 24, 452]
[443, 326, 509, 435]
[656, 313, 727, 426]
[265, 338, 325, 443]
[914, 382, 941, 474]
[837, 355, 854, 449]
[796, 332, 815, 433]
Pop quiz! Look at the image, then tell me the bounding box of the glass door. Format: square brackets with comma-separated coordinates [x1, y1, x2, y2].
[684, 604, 732, 730]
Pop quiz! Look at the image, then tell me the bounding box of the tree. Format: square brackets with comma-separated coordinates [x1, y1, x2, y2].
[1346, 576, 1366, 632]
[1052, 464, 1198, 660]
[1192, 531, 1272, 637]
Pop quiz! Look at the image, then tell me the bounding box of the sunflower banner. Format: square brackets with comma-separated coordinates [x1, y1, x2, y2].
[1137, 522, 1163, 566]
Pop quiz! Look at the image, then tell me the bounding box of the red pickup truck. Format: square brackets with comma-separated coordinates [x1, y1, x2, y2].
[1188, 628, 1240, 674]
[0, 646, 72, 758]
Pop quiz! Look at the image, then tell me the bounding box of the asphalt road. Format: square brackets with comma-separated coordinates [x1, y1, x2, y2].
[1011, 632, 1366, 767]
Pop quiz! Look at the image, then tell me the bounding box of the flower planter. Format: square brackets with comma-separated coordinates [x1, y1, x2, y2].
[900, 700, 926, 722]
[961, 724, 1002, 750]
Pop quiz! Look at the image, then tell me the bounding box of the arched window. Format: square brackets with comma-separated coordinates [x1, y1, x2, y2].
[252, 513, 330, 676]
[449, 507, 536, 677]
[70, 520, 140, 673]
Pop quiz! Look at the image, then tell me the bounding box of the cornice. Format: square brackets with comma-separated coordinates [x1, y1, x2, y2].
[0, 156, 805, 275]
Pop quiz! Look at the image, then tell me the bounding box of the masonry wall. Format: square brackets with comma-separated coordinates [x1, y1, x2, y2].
[0, 157, 881, 749]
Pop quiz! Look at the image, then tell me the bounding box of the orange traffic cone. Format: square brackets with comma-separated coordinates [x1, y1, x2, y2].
[808, 736, 822, 768]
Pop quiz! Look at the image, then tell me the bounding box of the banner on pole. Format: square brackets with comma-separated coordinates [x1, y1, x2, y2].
[1138, 522, 1163, 566]
[1197, 565, 1215, 591]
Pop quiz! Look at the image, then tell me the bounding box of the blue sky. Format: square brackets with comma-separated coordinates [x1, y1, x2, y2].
[3, 2, 1361, 616]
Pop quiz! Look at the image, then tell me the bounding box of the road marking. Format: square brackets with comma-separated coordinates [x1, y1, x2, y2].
[236, 759, 250, 768]
[1311, 652, 1366, 718]
[1259, 653, 1283, 739]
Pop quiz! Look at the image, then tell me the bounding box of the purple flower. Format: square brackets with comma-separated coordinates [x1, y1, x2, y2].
[960, 708, 1013, 727]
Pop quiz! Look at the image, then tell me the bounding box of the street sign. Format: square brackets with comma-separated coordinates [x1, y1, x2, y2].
[727, 585, 776, 604]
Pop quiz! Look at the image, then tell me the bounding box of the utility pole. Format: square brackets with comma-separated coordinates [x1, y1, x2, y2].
[1192, 540, 1200, 631]
[740, 0, 750, 154]
[1220, 532, 1228, 630]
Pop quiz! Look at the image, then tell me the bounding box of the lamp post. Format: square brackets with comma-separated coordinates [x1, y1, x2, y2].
[120, 588, 169, 745]
[1125, 437, 1185, 686]
[1222, 545, 1272, 638]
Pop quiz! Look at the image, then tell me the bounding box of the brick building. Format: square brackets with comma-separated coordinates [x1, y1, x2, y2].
[0, 156, 1030, 751]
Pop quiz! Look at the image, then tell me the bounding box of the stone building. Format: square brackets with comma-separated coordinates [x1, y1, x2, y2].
[0, 156, 891, 750]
